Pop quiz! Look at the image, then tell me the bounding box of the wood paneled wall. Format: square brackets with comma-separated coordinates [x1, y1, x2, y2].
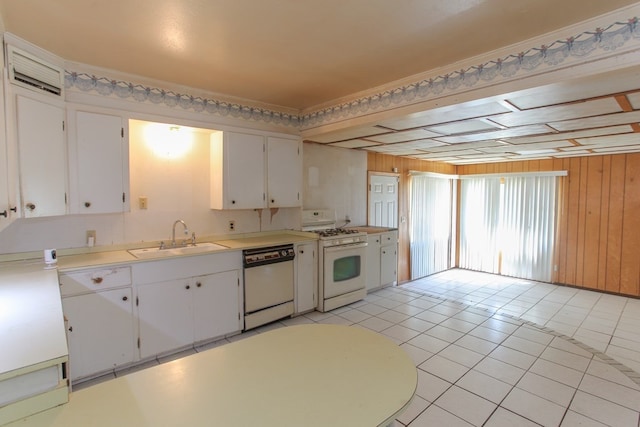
[368, 152, 640, 297]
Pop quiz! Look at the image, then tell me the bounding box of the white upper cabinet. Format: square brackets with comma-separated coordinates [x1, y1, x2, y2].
[210, 130, 302, 210]
[0, 75, 17, 231]
[14, 91, 67, 218]
[68, 108, 129, 214]
[210, 131, 265, 210]
[267, 137, 301, 208]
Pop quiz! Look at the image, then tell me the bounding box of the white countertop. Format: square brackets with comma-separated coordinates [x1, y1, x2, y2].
[0, 262, 68, 377]
[8, 324, 417, 426]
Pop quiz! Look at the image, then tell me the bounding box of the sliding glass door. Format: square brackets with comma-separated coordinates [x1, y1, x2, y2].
[459, 174, 558, 282]
[409, 173, 454, 279]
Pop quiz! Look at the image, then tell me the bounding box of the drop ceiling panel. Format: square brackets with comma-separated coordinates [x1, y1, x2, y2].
[506, 67, 640, 110]
[330, 139, 383, 148]
[426, 119, 501, 135]
[367, 129, 441, 143]
[627, 92, 640, 109]
[548, 110, 640, 132]
[437, 124, 553, 144]
[376, 101, 512, 131]
[502, 125, 634, 144]
[304, 125, 388, 143]
[575, 132, 640, 147]
[380, 139, 448, 150]
[489, 98, 622, 128]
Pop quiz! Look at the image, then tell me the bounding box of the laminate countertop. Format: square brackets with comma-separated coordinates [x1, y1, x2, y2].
[7, 324, 417, 427]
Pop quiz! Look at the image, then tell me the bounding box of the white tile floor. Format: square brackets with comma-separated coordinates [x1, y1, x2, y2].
[78, 268, 640, 426]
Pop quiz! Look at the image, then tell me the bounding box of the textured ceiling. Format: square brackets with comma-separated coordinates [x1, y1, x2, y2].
[2, 0, 640, 164]
[0, 0, 637, 109]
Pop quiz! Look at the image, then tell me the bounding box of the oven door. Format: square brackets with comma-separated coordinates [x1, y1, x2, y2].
[323, 242, 367, 299]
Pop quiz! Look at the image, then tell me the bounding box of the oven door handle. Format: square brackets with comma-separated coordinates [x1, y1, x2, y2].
[324, 242, 368, 253]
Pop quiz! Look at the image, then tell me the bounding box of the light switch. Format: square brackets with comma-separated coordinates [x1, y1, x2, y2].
[139, 196, 148, 209]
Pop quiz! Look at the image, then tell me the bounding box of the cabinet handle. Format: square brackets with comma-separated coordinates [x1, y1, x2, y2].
[186, 285, 190, 290]
[122, 296, 128, 301]
[0, 210, 6, 218]
[196, 282, 202, 288]
[91, 277, 103, 284]
[26, 203, 36, 211]
[84, 202, 91, 208]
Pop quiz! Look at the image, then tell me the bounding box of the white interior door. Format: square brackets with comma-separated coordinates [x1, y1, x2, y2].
[368, 173, 399, 227]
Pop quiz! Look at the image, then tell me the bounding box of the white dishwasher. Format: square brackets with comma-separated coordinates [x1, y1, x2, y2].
[243, 244, 295, 330]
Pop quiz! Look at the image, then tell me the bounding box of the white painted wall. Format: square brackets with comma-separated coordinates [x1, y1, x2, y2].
[303, 142, 367, 226]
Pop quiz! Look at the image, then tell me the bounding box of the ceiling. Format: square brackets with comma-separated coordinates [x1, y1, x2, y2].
[2, 0, 640, 164]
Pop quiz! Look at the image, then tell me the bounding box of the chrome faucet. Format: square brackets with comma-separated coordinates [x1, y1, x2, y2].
[171, 220, 189, 247]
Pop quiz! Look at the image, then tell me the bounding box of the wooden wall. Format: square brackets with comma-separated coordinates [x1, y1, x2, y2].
[368, 152, 640, 297]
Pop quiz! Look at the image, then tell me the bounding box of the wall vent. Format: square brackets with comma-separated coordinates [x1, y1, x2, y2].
[7, 45, 64, 96]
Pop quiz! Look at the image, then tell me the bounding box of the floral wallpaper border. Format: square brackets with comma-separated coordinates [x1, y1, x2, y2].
[64, 17, 640, 131]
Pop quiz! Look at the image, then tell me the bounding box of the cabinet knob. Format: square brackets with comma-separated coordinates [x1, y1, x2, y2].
[231, 200, 236, 204]
[26, 203, 36, 211]
[0, 210, 6, 218]
[196, 282, 202, 288]
[10, 206, 16, 212]
[300, 250, 304, 254]
[122, 296, 128, 301]
[271, 199, 275, 203]
[84, 202, 91, 208]
[68, 326, 73, 332]
[91, 277, 103, 284]
[186, 285, 190, 290]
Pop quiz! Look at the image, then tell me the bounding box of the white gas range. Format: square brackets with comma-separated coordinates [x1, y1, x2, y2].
[302, 210, 368, 312]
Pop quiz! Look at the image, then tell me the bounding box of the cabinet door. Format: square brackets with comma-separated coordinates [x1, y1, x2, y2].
[16, 94, 66, 217]
[365, 235, 381, 292]
[0, 80, 14, 231]
[72, 110, 126, 214]
[224, 132, 265, 209]
[380, 244, 398, 287]
[137, 279, 193, 359]
[294, 242, 317, 313]
[63, 288, 135, 381]
[267, 137, 301, 208]
[193, 270, 241, 342]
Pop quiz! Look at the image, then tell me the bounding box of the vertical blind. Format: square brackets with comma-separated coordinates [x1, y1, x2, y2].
[459, 174, 558, 282]
[409, 173, 453, 279]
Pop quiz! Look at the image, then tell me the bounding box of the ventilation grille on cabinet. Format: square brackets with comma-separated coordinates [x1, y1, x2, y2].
[7, 45, 63, 96]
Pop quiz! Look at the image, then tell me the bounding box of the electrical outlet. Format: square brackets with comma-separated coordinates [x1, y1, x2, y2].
[139, 196, 148, 210]
[86, 230, 96, 247]
[229, 220, 235, 231]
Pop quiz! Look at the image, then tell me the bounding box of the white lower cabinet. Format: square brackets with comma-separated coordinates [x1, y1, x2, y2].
[294, 241, 317, 314]
[60, 266, 135, 382]
[62, 289, 135, 382]
[133, 252, 243, 360]
[137, 270, 241, 359]
[365, 230, 398, 292]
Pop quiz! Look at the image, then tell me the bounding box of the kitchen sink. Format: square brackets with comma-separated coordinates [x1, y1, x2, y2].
[128, 242, 229, 259]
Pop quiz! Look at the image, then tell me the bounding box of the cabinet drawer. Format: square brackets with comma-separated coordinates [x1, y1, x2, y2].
[60, 266, 131, 296]
[381, 231, 398, 244]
